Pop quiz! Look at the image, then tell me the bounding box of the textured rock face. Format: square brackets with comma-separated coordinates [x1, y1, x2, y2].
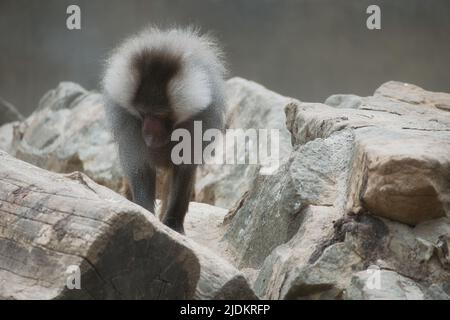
[349, 128, 449, 225]
[0, 150, 254, 300]
[224, 129, 354, 268]
[223, 80, 450, 299]
[1, 82, 125, 193]
[0, 79, 449, 300]
[346, 269, 425, 300]
[287, 82, 450, 226]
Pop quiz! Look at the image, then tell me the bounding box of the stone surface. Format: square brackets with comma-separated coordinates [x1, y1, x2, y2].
[6, 82, 125, 194]
[0, 150, 255, 300]
[1, 78, 450, 300]
[375, 81, 450, 112]
[345, 269, 425, 300]
[224, 129, 354, 269]
[285, 82, 450, 226]
[222, 80, 450, 299]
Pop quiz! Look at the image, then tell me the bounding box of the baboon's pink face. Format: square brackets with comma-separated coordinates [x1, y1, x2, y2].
[140, 111, 172, 149]
[131, 51, 180, 150]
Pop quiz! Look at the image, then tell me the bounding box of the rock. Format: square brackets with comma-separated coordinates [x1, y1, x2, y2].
[425, 284, 450, 300]
[184, 202, 228, 253]
[347, 127, 450, 225]
[223, 129, 354, 269]
[0, 150, 255, 299]
[11, 83, 126, 194]
[345, 269, 425, 300]
[222, 80, 450, 300]
[2, 78, 450, 300]
[282, 243, 363, 300]
[195, 77, 294, 209]
[375, 81, 450, 112]
[324, 94, 362, 109]
[285, 82, 450, 226]
[4, 82, 123, 194]
[0, 97, 23, 126]
[253, 205, 343, 299]
[255, 211, 450, 300]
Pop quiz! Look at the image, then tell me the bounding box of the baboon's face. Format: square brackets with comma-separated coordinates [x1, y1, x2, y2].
[139, 109, 173, 149]
[131, 50, 180, 149]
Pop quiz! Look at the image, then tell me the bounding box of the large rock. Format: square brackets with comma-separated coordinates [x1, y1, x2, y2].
[375, 81, 450, 112]
[254, 212, 450, 300]
[1, 78, 450, 300]
[347, 127, 450, 225]
[0, 150, 255, 299]
[286, 83, 450, 226]
[5, 82, 124, 193]
[222, 80, 450, 299]
[223, 129, 354, 269]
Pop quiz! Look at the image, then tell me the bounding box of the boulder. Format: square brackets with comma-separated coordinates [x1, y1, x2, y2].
[345, 269, 425, 300]
[347, 127, 450, 225]
[223, 80, 450, 299]
[375, 81, 450, 112]
[285, 83, 450, 226]
[223, 129, 354, 269]
[6, 82, 124, 194]
[2, 78, 450, 300]
[0, 150, 255, 299]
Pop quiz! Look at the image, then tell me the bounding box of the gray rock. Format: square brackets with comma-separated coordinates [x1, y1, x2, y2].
[347, 127, 450, 225]
[224, 129, 354, 269]
[285, 82, 450, 226]
[7, 82, 125, 194]
[324, 94, 362, 109]
[224, 80, 450, 300]
[2, 78, 450, 300]
[375, 81, 450, 112]
[345, 269, 424, 300]
[0, 150, 255, 300]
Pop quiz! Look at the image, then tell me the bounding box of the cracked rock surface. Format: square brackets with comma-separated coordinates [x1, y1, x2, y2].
[0, 151, 255, 299]
[0, 79, 449, 299]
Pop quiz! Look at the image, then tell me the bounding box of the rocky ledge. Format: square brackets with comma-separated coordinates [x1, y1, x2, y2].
[0, 78, 449, 299]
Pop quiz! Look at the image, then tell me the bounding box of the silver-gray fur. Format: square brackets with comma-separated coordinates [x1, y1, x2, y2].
[102, 27, 226, 233]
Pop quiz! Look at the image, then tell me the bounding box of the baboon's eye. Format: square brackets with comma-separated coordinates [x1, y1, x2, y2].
[152, 110, 170, 120]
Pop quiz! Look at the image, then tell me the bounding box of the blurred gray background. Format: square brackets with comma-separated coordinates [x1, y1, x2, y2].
[1, 0, 449, 116]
